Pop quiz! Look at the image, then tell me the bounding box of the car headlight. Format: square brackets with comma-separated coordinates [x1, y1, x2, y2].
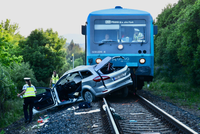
[96, 58, 102, 64]
[118, 44, 123, 50]
[139, 58, 146, 64]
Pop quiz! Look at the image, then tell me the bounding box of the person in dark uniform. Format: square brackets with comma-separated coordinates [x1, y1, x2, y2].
[17, 78, 37, 123]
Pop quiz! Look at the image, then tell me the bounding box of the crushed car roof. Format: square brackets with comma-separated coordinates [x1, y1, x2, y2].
[61, 56, 112, 77]
[62, 65, 94, 77]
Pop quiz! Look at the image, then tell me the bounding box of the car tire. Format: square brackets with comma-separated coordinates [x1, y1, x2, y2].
[84, 91, 96, 103]
[121, 87, 128, 98]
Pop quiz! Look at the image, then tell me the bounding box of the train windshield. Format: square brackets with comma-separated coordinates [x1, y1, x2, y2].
[94, 19, 146, 43]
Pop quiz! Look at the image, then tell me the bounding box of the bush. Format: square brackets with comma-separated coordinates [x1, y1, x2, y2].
[0, 62, 38, 128]
[9, 62, 38, 90]
[58, 62, 70, 77]
[0, 64, 16, 111]
[74, 57, 83, 68]
[0, 99, 23, 128]
[0, 130, 5, 134]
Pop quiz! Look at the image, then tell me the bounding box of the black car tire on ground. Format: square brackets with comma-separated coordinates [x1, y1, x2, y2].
[83, 91, 96, 103]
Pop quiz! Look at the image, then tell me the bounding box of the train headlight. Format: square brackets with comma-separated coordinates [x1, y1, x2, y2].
[139, 58, 146, 64]
[118, 44, 123, 50]
[96, 58, 102, 64]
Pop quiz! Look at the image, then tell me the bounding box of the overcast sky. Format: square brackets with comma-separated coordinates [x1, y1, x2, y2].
[1, 0, 179, 43]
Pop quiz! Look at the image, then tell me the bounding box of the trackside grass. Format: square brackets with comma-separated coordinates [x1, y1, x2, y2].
[143, 80, 200, 110]
[0, 130, 5, 134]
[0, 88, 48, 129]
[0, 99, 23, 128]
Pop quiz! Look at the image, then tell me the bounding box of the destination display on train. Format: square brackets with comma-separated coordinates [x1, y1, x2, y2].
[105, 20, 134, 24]
[94, 19, 146, 24]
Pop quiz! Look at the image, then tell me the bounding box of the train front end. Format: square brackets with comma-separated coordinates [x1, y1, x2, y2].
[82, 6, 157, 92]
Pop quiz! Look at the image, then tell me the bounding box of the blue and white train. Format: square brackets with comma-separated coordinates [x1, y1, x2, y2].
[82, 6, 157, 93]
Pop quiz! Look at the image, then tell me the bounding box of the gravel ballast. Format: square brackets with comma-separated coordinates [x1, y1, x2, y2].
[2, 89, 200, 133]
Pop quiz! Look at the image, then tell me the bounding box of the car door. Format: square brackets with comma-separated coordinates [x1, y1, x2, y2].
[33, 87, 57, 111]
[53, 72, 83, 105]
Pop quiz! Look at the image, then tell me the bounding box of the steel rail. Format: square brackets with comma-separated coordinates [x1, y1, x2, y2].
[138, 95, 198, 134]
[103, 98, 120, 134]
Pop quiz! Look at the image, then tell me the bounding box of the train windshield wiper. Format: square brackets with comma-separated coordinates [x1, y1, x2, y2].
[99, 40, 117, 46]
[140, 40, 144, 46]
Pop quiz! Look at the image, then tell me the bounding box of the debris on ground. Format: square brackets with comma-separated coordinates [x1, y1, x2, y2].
[129, 120, 137, 123]
[92, 124, 98, 128]
[130, 113, 145, 115]
[78, 102, 92, 109]
[74, 109, 100, 115]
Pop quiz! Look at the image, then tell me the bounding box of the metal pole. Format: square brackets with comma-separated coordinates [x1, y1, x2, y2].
[73, 54, 74, 68]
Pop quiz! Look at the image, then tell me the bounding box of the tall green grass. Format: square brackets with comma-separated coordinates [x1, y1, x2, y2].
[0, 88, 47, 129]
[0, 130, 5, 134]
[144, 80, 200, 109]
[0, 99, 23, 128]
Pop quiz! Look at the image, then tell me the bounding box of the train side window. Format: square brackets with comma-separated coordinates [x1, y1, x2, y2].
[80, 71, 93, 78]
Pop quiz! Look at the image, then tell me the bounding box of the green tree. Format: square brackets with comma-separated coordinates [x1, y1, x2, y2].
[0, 24, 23, 66]
[18, 28, 67, 83]
[66, 40, 85, 67]
[67, 40, 83, 58]
[1, 19, 19, 35]
[74, 57, 83, 68]
[0, 19, 24, 47]
[155, 0, 200, 86]
[176, 0, 200, 85]
[9, 62, 38, 90]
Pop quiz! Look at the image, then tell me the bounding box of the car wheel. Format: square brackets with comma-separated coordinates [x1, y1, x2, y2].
[121, 87, 128, 98]
[84, 91, 95, 103]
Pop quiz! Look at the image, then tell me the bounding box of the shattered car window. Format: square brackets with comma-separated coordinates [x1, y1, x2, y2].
[67, 73, 79, 81]
[80, 71, 93, 78]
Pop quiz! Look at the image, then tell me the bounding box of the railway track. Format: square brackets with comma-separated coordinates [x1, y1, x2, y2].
[100, 94, 198, 134]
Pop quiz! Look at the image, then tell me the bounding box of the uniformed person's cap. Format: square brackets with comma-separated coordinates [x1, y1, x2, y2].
[134, 28, 140, 32]
[24, 77, 31, 81]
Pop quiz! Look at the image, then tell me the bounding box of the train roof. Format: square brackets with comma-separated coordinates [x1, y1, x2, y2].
[88, 6, 152, 17]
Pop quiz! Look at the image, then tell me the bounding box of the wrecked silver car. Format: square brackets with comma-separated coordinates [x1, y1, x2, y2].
[33, 56, 133, 114]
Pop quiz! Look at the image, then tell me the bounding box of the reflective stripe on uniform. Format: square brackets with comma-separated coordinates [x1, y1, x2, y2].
[23, 85, 36, 98]
[134, 33, 143, 40]
[52, 74, 59, 84]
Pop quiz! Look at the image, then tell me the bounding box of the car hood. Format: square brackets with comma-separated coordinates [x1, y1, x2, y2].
[94, 57, 112, 71]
